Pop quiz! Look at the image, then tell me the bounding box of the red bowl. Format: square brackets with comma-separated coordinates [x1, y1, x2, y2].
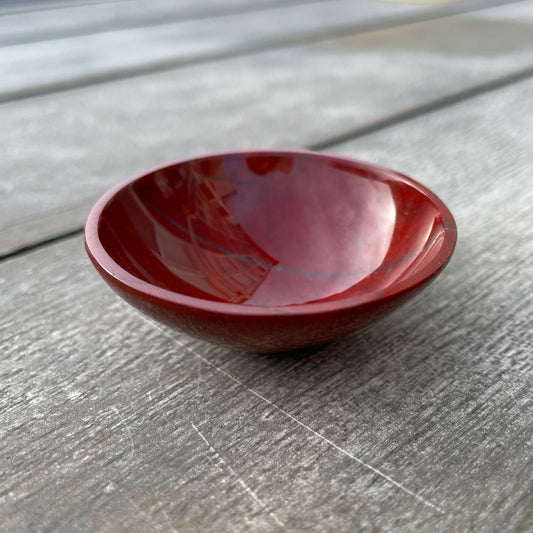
[85, 150, 456, 352]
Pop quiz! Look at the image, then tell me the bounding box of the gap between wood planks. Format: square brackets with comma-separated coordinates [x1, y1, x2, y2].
[0, 62, 532, 264]
[0, 0, 328, 46]
[0, 0, 526, 105]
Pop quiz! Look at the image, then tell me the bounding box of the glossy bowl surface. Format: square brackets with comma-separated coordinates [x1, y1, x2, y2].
[85, 150, 456, 351]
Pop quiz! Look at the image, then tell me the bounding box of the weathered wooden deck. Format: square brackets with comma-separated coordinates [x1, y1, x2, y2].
[1, 1, 532, 531]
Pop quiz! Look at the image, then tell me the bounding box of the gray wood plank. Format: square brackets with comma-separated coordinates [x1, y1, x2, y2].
[0, 0, 117, 16]
[1, 76, 532, 532]
[0, 0, 325, 45]
[0, 0, 451, 99]
[1, 1, 533, 256]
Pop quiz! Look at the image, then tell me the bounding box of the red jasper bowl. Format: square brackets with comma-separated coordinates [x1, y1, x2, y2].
[85, 150, 457, 352]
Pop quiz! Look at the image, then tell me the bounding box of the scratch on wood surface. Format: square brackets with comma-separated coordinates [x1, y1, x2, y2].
[190, 421, 287, 529]
[140, 313, 444, 513]
[111, 406, 135, 464]
[162, 509, 179, 533]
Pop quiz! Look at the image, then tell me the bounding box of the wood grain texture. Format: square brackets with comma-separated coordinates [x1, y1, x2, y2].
[0, 0, 448, 99]
[0, 74, 532, 533]
[1, 2, 533, 256]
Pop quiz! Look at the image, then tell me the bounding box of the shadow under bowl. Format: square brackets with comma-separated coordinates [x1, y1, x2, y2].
[85, 150, 457, 352]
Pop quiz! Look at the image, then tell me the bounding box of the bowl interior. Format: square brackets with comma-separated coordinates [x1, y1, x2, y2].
[97, 152, 452, 307]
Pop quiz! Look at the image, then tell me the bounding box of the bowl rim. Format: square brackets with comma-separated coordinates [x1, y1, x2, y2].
[85, 149, 457, 317]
